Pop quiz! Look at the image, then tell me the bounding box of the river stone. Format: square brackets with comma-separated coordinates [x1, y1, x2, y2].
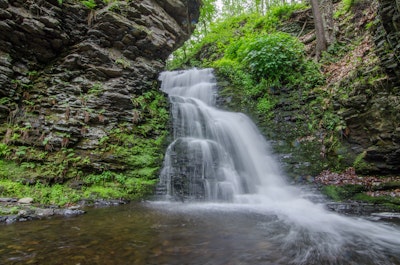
[54, 209, 85, 216]
[18, 197, 34, 204]
[35, 208, 55, 217]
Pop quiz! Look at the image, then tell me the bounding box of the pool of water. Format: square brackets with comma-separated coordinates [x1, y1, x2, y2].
[1, 202, 400, 265]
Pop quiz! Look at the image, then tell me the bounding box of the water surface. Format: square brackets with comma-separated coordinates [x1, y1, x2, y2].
[1, 202, 400, 265]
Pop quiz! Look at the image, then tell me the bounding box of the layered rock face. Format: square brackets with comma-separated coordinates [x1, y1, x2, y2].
[339, 0, 400, 174]
[275, 0, 400, 175]
[0, 0, 200, 181]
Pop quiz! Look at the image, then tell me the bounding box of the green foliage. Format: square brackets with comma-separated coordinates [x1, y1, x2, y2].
[0, 160, 27, 180]
[0, 143, 10, 158]
[238, 32, 305, 81]
[334, 0, 360, 18]
[0, 167, 157, 205]
[256, 97, 274, 116]
[168, 2, 309, 70]
[268, 3, 309, 20]
[81, 0, 97, 9]
[168, 1, 322, 123]
[83, 186, 122, 199]
[352, 151, 373, 173]
[0, 97, 10, 105]
[320, 41, 350, 64]
[115, 58, 131, 68]
[88, 83, 103, 95]
[83, 171, 158, 200]
[0, 179, 80, 206]
[85, 171, 115, 185]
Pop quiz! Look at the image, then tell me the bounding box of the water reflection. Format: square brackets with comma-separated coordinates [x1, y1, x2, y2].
[1, 202, 400, 265]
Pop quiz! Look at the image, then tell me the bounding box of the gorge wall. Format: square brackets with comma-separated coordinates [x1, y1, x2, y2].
[0, 0, 200, 186]
[258, 0, 400, 176]
[325, 0, 400, 174]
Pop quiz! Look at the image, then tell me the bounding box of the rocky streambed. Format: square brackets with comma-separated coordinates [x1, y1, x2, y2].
[0, 197, 130, 224]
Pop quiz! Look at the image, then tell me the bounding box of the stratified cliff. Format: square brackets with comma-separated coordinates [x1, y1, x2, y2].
[310, 0, 400, 175]
[259, 0, 400, 176]
[0, 0, 200, 189]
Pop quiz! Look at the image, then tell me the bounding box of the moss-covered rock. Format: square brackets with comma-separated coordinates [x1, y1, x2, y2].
[0, 0, 200, 202]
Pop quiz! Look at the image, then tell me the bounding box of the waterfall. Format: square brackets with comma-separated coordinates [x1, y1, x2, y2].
[158, 68, 285, 201]
[156, 68, 400, 263]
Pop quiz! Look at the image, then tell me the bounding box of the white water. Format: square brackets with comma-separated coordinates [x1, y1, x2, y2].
[158, 68, 400, 264]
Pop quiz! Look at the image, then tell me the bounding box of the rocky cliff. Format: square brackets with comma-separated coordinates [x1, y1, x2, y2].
[260, 0, 400, 176]
[328, 0, 400, 174]
[0, 0, 200, 188]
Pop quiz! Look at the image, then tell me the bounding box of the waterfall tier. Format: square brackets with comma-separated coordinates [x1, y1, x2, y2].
[158, 68, 283, 201]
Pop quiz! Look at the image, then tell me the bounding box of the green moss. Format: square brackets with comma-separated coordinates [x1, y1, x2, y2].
[322, 184, 400, 210]
[0, 206, 20, 215]
[322, 184, 366, 201]
[353, 193, 400, 210]
[0, 78, 170, 204]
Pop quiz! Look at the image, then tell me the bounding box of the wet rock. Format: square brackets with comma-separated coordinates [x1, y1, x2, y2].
[326, 201, 395, 216]
[93, 199, 128, 206]
[370, 212, 400, 221]
[54, 208, 85, 216]
[5, 215, 18, 224]
[35, 208, 55, 217]
[0, 198, 17, 203]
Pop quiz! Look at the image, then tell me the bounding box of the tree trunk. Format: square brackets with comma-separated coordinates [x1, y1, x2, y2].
[310, 0, 327, 59]
[320, 0, 335, 45]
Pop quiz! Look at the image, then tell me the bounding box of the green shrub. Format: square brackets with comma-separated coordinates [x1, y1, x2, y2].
[238, 32, 305, 81]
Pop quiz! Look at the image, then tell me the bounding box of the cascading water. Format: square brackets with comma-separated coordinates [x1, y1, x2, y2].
[158, 68, 284, 201]
[157, 68, 400, 264]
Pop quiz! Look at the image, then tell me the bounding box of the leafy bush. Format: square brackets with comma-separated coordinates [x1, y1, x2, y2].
[238, 32, 305, 81]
